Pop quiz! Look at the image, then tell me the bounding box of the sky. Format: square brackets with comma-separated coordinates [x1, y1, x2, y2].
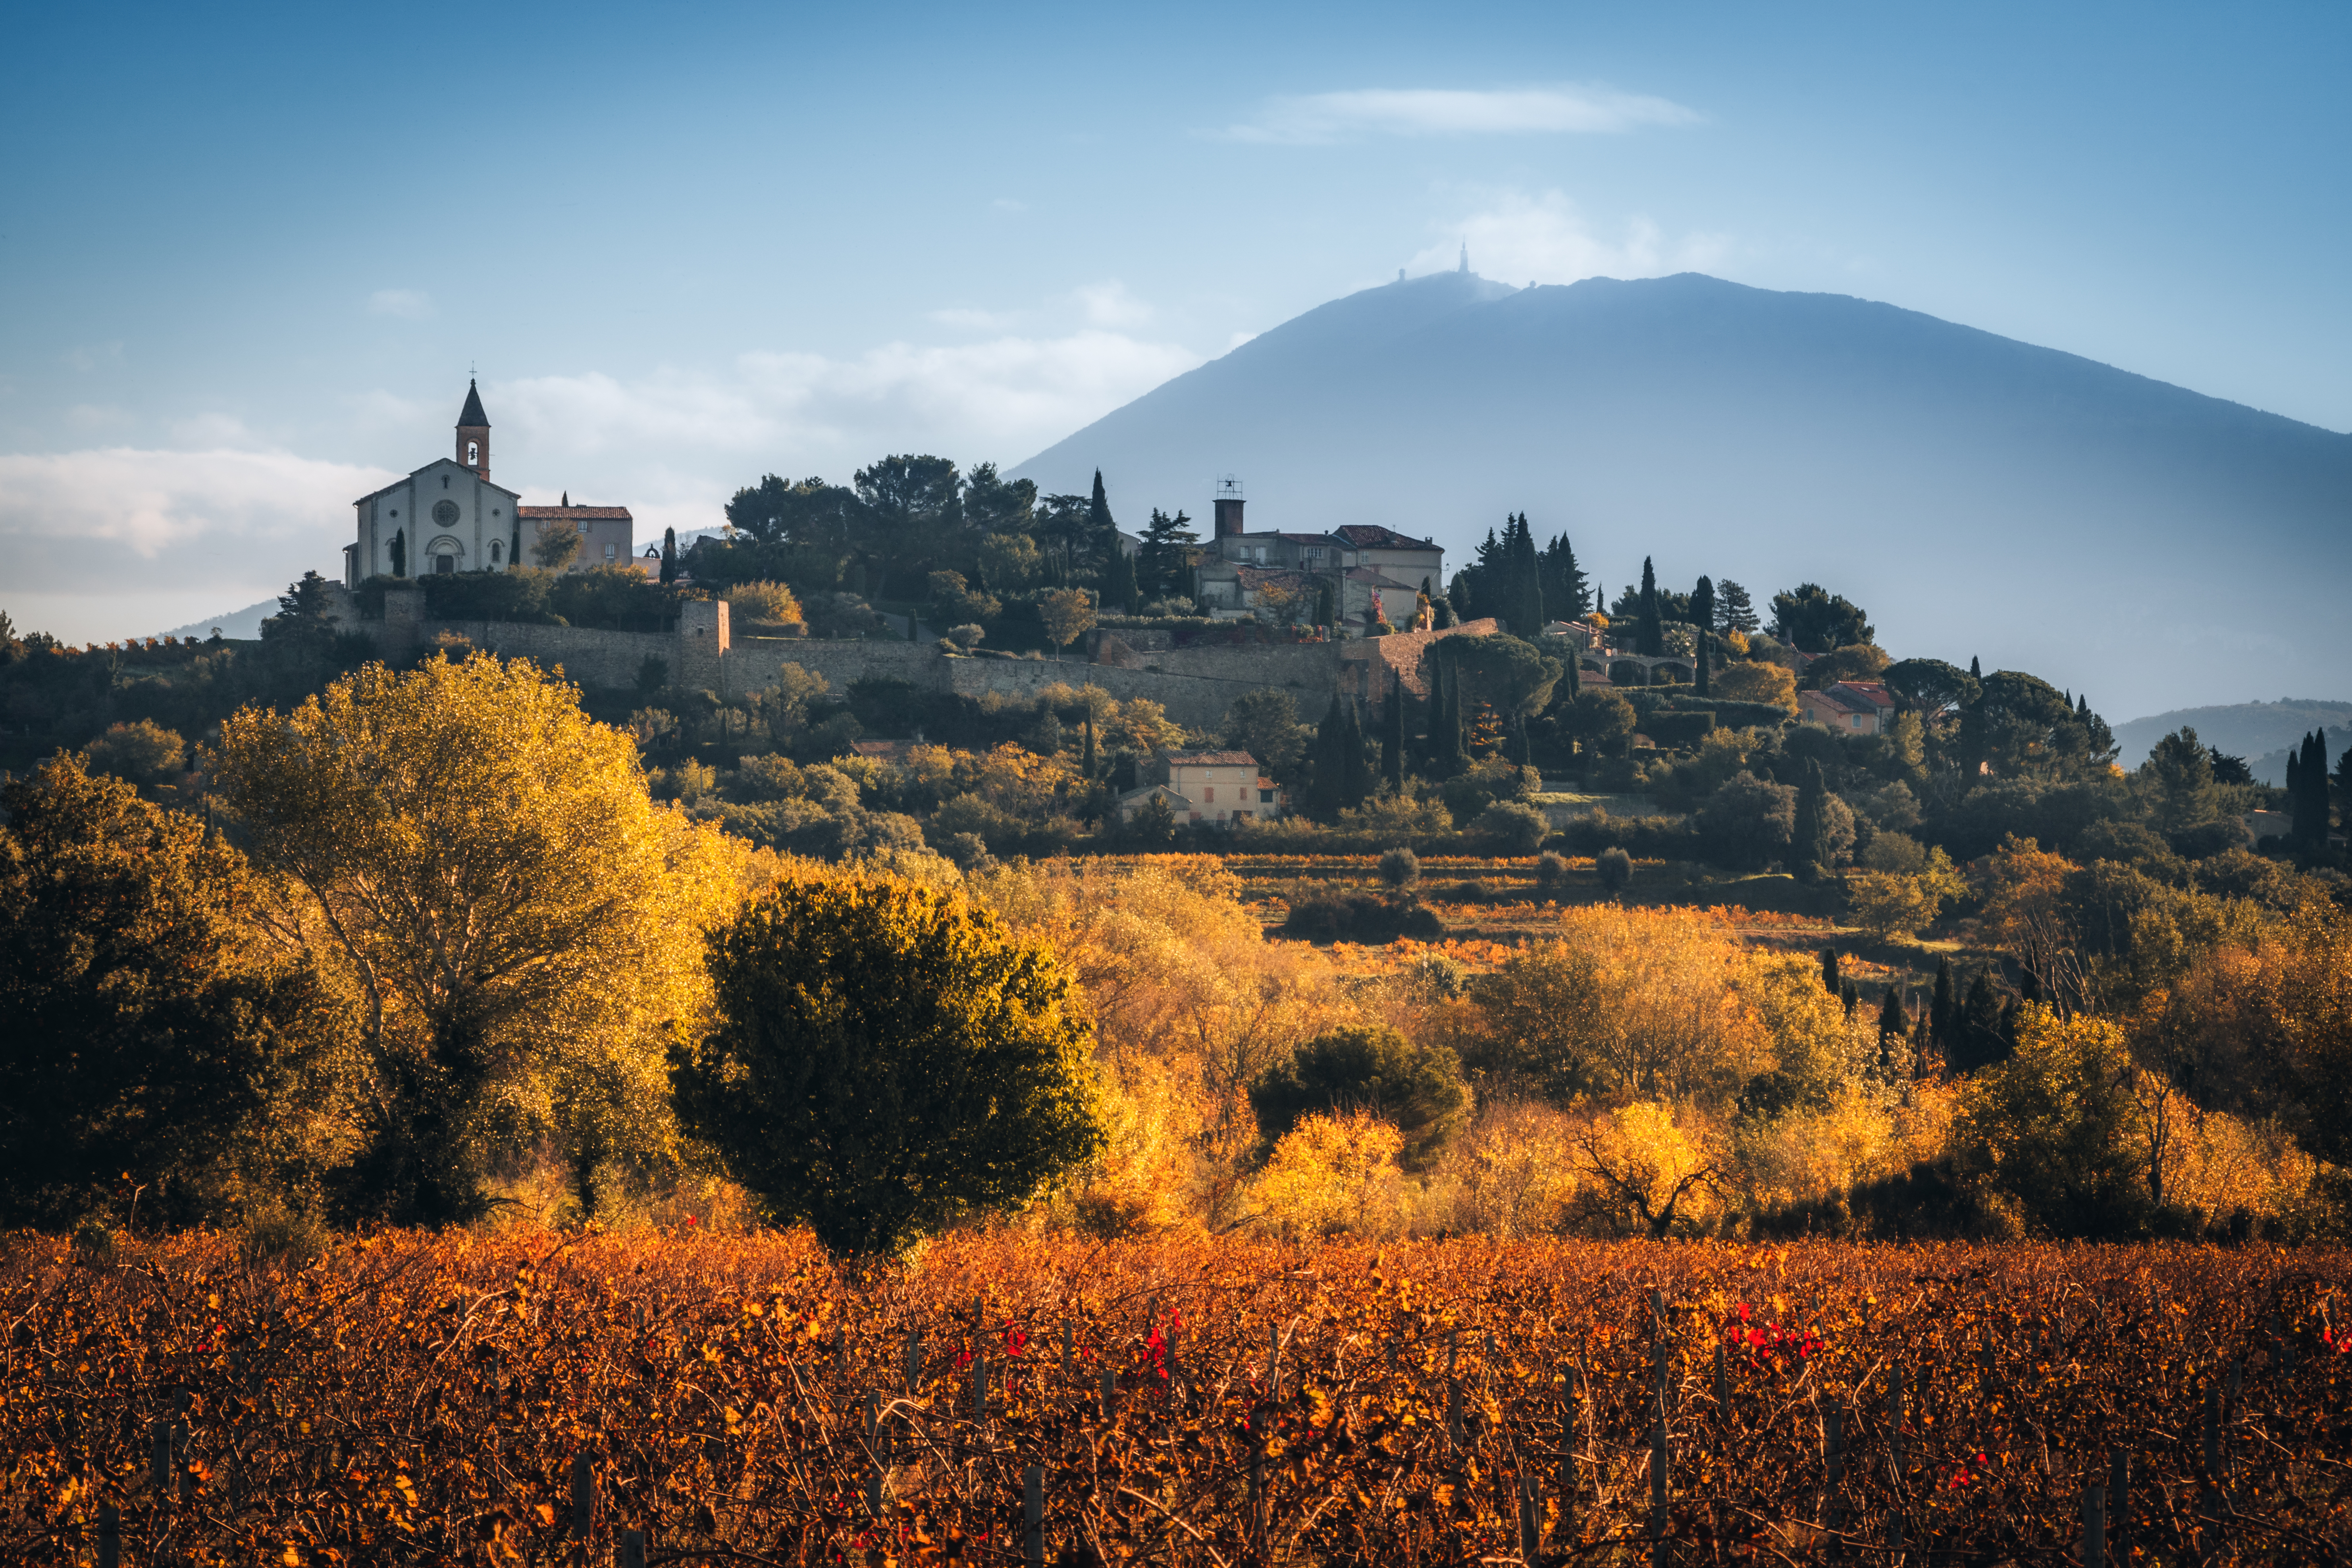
[2, 0, 2346, 705]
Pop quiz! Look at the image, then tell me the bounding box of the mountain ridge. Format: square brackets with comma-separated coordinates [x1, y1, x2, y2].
[1015, 272, 2351, 718]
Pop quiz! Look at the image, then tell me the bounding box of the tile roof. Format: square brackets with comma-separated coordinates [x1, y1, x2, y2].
[1333, 524, 1439, 551]
[1829, 680, 1896, 707]
[519, 505, 634, 520]
[1167, 751, 1260, 767]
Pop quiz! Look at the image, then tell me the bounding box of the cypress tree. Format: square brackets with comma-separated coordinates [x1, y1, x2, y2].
[1342, 700, 1377, 808]
[1385, 671, 1405, 791]
[1636, 557, 1664, 656]
[1876, 986, 1909, 1044]
[659, 526, 677, 585]
[1689, 576, 1715, 696]
[1793, 761, 1831, 881]
[1512, 512, 1545, 636]
[1930, 959, 1956, 1054]
[1087, 469, 1116, 576]
[1949, 969, 2010, 1075]
[1820, 945, 1842, 996]
[1969, 655, 1982, 680]
[1083, 708, 1097, 780]
[1840, 981, 1859, 1021]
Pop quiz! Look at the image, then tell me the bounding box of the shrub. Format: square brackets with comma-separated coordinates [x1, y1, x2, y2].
[1475, 799, 1550, 853]
[1376, 846, 1421, 888]
[1597, 846, 1633, 892]
[1249, 1023, 1469, 1168]
[1698, 772, 1798, 869]
[724, 580, 803, 627]
[83, 719, 186, 788]
[1534, 849, 1571, 888]
[1279, 892, 1445, 944]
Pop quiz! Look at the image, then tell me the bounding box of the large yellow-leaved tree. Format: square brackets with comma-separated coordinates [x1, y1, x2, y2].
[212, 653, 740, 1223]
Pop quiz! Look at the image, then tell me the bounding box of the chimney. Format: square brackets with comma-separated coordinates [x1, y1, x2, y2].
[1213, 474, 1245, 539]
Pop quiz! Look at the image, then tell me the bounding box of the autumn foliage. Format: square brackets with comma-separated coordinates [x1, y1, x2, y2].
[4, 1231, 2349, 1565]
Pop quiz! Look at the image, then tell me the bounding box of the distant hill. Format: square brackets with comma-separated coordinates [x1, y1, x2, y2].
[1015, 271, 2352, 720]
[162, 598, 275, 641]
[2113, 698, 2352, 777]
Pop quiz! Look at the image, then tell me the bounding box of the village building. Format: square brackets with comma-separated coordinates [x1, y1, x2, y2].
[1116, 748, 1287, 825]
[344, 381, 632, 584]
[1799, 680, 1897, 734]
[1190, 478, 1441, 630]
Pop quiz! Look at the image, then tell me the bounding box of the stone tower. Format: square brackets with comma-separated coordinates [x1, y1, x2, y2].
[456, 379, 490, 480]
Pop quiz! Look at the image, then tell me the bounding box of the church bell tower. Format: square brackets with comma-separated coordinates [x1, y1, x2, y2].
[456, 379, 490, 480]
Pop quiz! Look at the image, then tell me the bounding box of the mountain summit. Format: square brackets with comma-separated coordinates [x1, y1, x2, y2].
[1016, 272, 2350, 717]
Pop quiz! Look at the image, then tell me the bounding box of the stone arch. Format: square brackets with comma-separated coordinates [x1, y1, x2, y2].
[426, 535, 466, 575]
[1608, 660, 1648, 687]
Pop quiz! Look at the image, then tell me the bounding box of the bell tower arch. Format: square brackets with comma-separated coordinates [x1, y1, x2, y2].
[456, 378, 490, 480]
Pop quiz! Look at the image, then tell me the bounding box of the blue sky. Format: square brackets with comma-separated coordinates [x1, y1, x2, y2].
[3, 0, 2346, 683]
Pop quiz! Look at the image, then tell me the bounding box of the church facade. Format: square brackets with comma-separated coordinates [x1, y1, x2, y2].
[343, 381, 634, 584]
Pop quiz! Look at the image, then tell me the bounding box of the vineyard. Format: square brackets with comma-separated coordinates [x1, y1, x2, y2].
[4, 1233, 2349, 1565]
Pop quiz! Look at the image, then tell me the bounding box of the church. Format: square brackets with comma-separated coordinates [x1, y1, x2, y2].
[343, 381, 635, 584]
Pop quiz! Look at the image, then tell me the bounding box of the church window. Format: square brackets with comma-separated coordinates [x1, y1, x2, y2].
[467, 441, 480, 466]
[443, 475, 450, 488]
[490, 541, 503, 564]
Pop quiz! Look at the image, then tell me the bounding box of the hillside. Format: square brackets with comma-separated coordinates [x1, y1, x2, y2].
[1016, 272, 2352, 719]
[2113, 697, 2352, 776]
[162, 598, 275, 641]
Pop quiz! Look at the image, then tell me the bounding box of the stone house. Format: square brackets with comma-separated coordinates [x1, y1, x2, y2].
[1118, 748, 1286, 825]
[1799, 680, 1897, 735]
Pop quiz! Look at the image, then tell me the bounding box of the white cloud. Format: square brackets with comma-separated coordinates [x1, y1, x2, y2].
[0, 447, 396, 642]
[497, 326, 1197, 470]
[1073, 281, 1153, 329]
[1411, 190, 1730, 285]
[929, 306, 1020, 331]
[367, 288, 435, 320]
[1223, 85, 1701, 144]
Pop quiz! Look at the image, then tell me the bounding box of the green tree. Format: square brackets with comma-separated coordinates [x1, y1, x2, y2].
[961, 462, 1036, 538]
[659, 527, 677, 585]
[1714, 579, 1758, 635]
[1537, 531, 1591, 620]
[1635, 557, 1664, 656]
[2142, 725, 2219, 832]
[1086, 469, 1119, 576]
[1222, 688, 1310, 781]
[388, 528, 407, 578]
[1956, 1006, 2148, 1235]
[532, 518, 583, 570]
[1689, 576, 1715, 695]
[84, 719, 186, 790]
[1137, 508, 1198, 601]
[1102, 544, 1139, 614]
[1036, 588, 1096, 661]
[0, 755, 332, 1228]
[1882, 657, 1981, 717]
[855, 455, 963, 593]
[1769, 583, 1872, 652]
[672, 873, 1104, 1253]
[212, 653, 740, 1224]
[261, 570, 343, 657]
[1249, 1024, 1468, 1170]
[1792, 759, 1832, 881]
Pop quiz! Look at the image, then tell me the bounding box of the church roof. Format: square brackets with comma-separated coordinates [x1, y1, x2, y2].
[351, 457, 520, 506]
[1333, 524, 1439, 551]
[457, 380, 489, 429]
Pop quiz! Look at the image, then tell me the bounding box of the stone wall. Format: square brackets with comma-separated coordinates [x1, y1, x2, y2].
[366, 588, 1503, 732]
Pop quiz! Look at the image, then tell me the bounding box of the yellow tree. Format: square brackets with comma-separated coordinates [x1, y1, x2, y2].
[1036, 588, 1096, 661]
[212, 653, 740, 1223]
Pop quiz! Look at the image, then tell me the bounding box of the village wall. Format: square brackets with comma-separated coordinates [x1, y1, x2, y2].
[369, 586, 1499, 733]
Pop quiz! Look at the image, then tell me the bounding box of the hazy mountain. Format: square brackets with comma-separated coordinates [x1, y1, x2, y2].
[2113, 697, 2352, 773]
[163, 598, 275, 641]
[1016, 272, 2352, 719]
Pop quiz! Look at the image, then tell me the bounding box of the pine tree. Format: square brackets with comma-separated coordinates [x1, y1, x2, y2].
[1715, 579, 1758, 636]
[1538, 532, 1591, 620]
[660, 526, 678, 585]
[1689, 576, 1715, 695]
[1636, 557, 1664, 657]
[1819, 945, 1842, 996]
